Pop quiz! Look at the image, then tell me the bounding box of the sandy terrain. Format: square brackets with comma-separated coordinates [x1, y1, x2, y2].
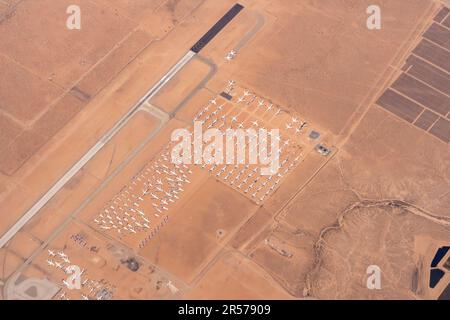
[232, 0, 437, 136]
[0, 0, 235, 240]
[186, 251, 292, 299]
[22, 221, 185, 300]
[1, 0, 449, 300]
[151, 57, 213, 114]
[246, 106, 450, 299]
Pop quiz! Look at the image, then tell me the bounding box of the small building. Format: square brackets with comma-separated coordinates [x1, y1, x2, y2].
[309, 130, 321, 140]
[315, 144, 331, 156]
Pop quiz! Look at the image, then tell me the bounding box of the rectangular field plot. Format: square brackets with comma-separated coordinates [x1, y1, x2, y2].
[413, 39, 450, 73]
[429, 117, 450, 143]
[391, 73, 450, 115]
[423, 23, 450, 51]
[405, 55, 450, 95]
[376, 89, 423, 123]
[414, 110, 439, 130]
[433, 7, 450, 23]
[377, 12, 450, 144]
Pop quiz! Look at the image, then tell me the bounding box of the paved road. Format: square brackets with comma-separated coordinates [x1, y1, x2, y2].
[0, 50, 196, 249]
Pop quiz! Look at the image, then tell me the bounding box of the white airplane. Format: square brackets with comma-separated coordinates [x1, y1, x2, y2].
[209, 98, 217, 105]
[237, 96, 244, 103]
[243, 90, 251, 97]
[285, 123, 292, 130]
[55, 262, 63, 269]
[238, 122, 244, 129]
[46, 260, 55, 267]
[165, 191, 173, 197]
[258, 100, 265, 107]
[266, 104, 273, 111]
[57, 251, 67, 259]
[231, 116, 238, 123]
[292, 117, 299, 123]
[48, 250, 56, 257]
[228, 80, 236, 87]
[252, 120, 259, 127]
[284, 139, 290, 146]
[150, 193, 159, 200]
[161, 199, 168, 206]
[225, 50, 236, 61]
[295, 127, 302, 134]
[62, 257, 70, 264]
[81, 294, 89, 300]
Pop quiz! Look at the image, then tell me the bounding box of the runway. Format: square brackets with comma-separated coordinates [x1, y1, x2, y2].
[0, 1, 247, 248]
[0, 50, 195, 249]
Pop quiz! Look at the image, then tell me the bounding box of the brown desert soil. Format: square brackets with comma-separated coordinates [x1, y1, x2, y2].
[1, 0, 448, 300]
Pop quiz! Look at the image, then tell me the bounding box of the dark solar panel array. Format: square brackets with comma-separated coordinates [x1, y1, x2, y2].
[376, 6, 450, 144]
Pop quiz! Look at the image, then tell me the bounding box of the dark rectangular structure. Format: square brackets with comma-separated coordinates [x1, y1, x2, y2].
[433, 7, 450, 23]
[190, 3, 244, 53]
[423, 23, 450, 51]
[443, 14, 450, 28]
[376, 89, 423, 123]
[220, 91, 233, 100]
[405, 55, 450, 95]
[70, 86, 91, 102]
[413, 39, 450, 73]
[414, 110, 439, 130]
[429, 117, 450, 143]
[391, 73, 450, 115]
